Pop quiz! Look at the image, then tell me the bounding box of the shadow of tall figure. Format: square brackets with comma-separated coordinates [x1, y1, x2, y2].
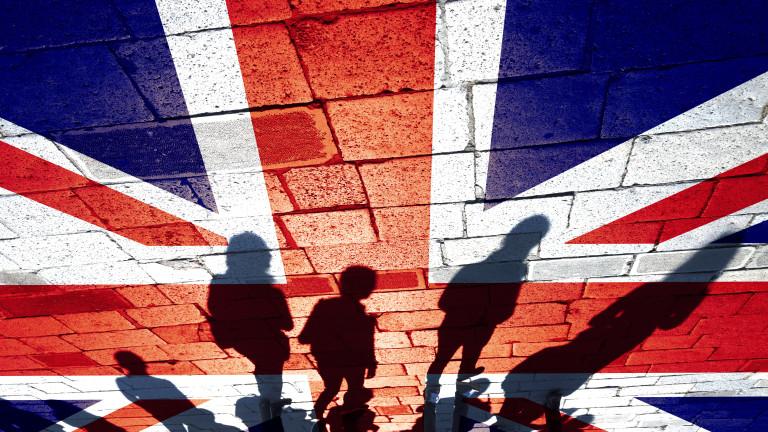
[207, 232, 294, 422]
[299, 266, 378, 427]
[420, 215, 550, 432]
[114, 351, 239, 431]
[498, 243, 743, 431]
[427, 215, 551, 380]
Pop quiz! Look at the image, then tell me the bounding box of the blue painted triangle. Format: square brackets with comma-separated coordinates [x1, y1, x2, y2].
[0, 0, 216, 211]
[716, 220, 768, 244]
[486, 0, 768, 201]
[640, 397, 768, 432]
[0, 399, 98, 431]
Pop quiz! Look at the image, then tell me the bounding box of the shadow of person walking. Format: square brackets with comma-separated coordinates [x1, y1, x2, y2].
[498, 242, 743, 431]
[114, 351, 239, 431]
[207, 232, 294, 424]
[299, 266, 378, 431]
[421, 216, 550, 431]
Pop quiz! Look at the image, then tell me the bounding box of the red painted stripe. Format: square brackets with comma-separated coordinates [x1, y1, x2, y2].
[74, 399, 207, 432]
[570, 153, 768, 244]
[0, 140, 226, 246]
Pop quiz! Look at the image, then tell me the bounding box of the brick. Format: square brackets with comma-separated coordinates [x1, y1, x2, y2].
[444, 0, 507, 83]
[489, 325, 570, 344]
[641, 335, 700, 350]
[375, 332, 412, 349]
[328, 92, 432, 160]
[54, 311, 135, 333]
[0, 232, 131, 271]
[511, 341, 567, 357]
[263, 173, 294, 214]
[632, 248, 752, 275]
[529, 256, 632, 281]
[409, 330, 437, 347]
[151, 324, 203, 344]
[429, 204, 465, 239]
[252, 106, 337, 169]
[63, 329, 165, 350]
[0, 339, 34, 356]
[626, 348, 714, 365]
[281, 249, 315, 275]
[373, 386, 418, 398]
[159, 342, 228, 360]
[500, 303, 568, 327]
[0, 317, 72, 337]
[623, 124, 768, 186]
[649, 360, 747, 373]
[376, 405, 413, 416]
[489, 75, 607, 150]
[306, 240, 428, 272]
[19, 336, 79, 354]
[227, 0, 291, 24]
[378, 311, 442, 331]
[126, 305, 206, 328]
[281, 209, 376, 247]
[233, 24, 312, 107]
[287, 296, 327, 318]
[367, 270, 426, 291]
[156, 284, 208, 306]
[0, 288, 133, 317]
[433, 87, 472, 154]
[465, 196, 570, 238]
[477, 357, 525, 373]
[359, 157, 431, 207]
[430, 153, 476, 204]
[364, 289, 440, 313]
[85, 346, 171, 365]
[115, 286, 172, 307]
[0, 356, 44, 371]
[31, 352, 96, 368]
[442, 233, 540, 267]
[284, 275, 338, 296]
[283, 164, 367, 209]
[291, 6, 435, 98]
[517, 283, 584, 304]
[373, 206, 430, 241]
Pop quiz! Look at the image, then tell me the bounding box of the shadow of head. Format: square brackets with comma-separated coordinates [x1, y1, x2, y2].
[212, 232, 276, 284]
[497, 215, 551, 255]
[339, 266, 377, 300]
[114, 351, 147, 375]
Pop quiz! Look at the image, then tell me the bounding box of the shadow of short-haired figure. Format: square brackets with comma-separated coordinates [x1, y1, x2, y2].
[427, 215, 551, 379]
[207, 232, 294, 422]
[418, 215, 550, 432]
[498, 243, 743, 431]
[299, 266, 378, 428]
[114, 351, 239, 431]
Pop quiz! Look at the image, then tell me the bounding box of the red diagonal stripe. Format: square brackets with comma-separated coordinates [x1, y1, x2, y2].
[74, 399, 208, 432]
[570, 153, 768, 244]
[0, 140, 226, 246]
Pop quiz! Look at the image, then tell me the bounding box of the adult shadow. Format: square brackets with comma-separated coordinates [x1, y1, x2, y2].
[498, 243, 743, 431]
[421, 216, 550, 431]
[207, 232, 294, 423]
[113, 351, 239, 431]
[299, 266, 378, 430]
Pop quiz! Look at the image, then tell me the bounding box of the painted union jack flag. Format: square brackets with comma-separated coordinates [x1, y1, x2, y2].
[0, 0, 767, 431]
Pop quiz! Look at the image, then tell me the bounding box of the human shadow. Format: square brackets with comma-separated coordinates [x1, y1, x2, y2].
[421, 216, 550, 431]
[114, 351, 239, 431]
[207, 232, 294, 424]
[497, 243, 743, 431]
[299, 266, 378, 430]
